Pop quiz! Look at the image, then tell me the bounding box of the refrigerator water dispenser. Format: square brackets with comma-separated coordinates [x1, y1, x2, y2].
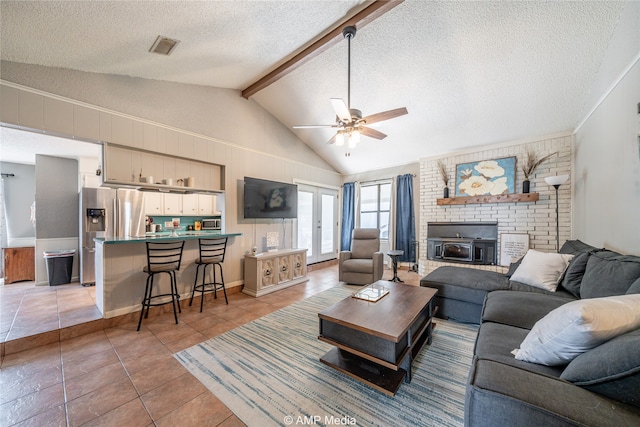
[86, 208, 106, 231]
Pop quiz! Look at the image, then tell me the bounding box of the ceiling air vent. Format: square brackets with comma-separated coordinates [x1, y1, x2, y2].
[149, 36, 180, 56]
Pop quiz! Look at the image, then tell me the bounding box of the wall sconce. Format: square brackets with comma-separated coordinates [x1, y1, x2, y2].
[545, 174, 569, 252]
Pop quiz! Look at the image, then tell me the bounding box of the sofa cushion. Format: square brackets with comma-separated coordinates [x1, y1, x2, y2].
[560, 328, 640, 408]
[474, 322, 564, 378]
[505, 257, 523, 278]
[559, 239, 601, 255]
[481, 291, 574, 330]
[508, 280, 574, 298]
[509, 249, 573, 292]
[467, 359, 640, 427]
[627, 277, 640, 295]
[513, 294, 640, 366]
[559, 251, 590, 298]
[580, 253, 640, 298]
[420, 266, 509, 304]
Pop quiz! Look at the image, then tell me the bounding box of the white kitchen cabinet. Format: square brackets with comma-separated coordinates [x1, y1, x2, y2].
[163, 193, 182, 215]
[242, 249, 308, 297]
[182, 194, 198, 215]
[144, 193, 163, 215]
[44, 98, 74, 135]
[197, 194, 214, 215]
[105, 146, 133, 183]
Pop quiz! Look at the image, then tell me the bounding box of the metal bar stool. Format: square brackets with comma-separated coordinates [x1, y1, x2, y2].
[190, 237, 228, 312]
[137, 240, 185, 331]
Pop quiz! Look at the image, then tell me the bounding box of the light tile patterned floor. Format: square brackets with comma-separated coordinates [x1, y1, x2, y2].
[0, 265, 422, 426]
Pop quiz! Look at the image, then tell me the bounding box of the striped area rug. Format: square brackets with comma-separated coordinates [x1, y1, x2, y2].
[175, 285, 478, 427]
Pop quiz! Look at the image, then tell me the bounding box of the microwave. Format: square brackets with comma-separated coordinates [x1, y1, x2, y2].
[201, 218, 221, 230]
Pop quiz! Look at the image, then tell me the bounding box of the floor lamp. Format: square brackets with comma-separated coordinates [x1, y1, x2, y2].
[545, 175, 569, 252]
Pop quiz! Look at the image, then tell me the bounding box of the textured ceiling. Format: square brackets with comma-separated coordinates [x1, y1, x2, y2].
[0, 1, 627, 174]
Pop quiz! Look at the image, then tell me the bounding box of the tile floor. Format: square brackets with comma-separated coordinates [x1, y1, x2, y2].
[0, 265, 422, 426]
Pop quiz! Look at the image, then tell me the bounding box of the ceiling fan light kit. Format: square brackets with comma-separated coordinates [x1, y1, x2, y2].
[293, 25, 408, 156]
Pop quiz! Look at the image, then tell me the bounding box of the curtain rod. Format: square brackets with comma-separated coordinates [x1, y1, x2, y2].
[351, 173, 416, 184]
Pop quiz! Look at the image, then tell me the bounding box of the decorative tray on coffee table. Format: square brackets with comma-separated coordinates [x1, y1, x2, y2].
[352, 283, 389, 302]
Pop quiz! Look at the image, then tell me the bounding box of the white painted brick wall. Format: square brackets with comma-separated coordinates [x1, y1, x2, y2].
[419, 135, 573, 275]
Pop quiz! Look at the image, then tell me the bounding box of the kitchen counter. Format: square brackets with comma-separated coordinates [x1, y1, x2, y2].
[93, 231, 241, 318]
[95, 231, 241, 244]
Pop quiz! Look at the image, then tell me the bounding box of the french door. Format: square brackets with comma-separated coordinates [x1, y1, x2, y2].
[297, 184, 338, 264]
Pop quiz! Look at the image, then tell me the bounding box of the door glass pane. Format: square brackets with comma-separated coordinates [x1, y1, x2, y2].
[360, 185, 378, 211]
[297, 191, 314, 257]
[321, 194, 334, 254]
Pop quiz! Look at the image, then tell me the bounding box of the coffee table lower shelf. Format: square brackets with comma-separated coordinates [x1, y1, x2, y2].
[320, 347, 406, 396]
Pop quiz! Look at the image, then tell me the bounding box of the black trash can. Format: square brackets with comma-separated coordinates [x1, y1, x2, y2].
[43, 249, 76, 286]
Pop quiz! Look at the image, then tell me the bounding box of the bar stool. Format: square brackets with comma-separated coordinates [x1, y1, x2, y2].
[137, 240, 185, 331]
[190, 237, 228, 312]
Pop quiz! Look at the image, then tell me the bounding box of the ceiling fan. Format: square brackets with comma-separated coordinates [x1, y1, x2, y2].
[293, 26, 408, 154]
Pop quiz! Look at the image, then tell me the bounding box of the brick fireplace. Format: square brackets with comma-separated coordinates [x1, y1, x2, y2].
[418, 133, 572, 275]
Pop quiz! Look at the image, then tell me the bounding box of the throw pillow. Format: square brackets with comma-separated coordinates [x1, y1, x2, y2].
[560, 252, 589, 298]
[509, 249, 574, 292]
[560, 328, 640, 408]
[512, 294, 640, 366]
[580, 254, 640, 298]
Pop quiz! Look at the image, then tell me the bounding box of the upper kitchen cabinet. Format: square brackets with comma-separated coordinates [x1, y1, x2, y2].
[102, 143, 224, 193]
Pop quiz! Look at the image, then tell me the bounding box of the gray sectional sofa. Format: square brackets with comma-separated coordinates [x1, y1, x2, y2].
[420, 240, 640, 426]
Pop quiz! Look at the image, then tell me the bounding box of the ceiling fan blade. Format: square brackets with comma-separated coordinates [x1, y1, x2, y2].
[359, 126, 387, 140]
[362, 107, 408, 125]
[330, 98, 352, 123]
[293, 124, 337, 129]
[327, 133, 338, 145]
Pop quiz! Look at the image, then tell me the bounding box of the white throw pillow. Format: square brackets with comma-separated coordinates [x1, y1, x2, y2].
[512, 294, 640, 366]
[509, 249, 573, 291]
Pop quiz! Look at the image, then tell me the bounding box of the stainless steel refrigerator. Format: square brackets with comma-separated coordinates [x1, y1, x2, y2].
[79, 187, 145, 285]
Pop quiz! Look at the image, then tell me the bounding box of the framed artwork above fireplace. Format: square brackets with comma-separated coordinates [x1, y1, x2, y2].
[455, 156, 516, 197]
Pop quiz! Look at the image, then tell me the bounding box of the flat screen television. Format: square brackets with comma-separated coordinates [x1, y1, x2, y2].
[243, 177, 298, 219]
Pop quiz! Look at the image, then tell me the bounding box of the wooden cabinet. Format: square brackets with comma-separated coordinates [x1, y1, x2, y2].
[243, 249, 308, 297]
[4, 247, 35, 284]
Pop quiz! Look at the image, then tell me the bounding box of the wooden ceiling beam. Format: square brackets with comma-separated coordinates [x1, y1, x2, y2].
[241, 0, 404, 99]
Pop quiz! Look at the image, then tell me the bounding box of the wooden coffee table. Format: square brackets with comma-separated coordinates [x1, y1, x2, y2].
[318, 280, 438, 396]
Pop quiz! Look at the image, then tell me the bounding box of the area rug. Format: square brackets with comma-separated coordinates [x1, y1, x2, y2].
[175, 286, 478, 427]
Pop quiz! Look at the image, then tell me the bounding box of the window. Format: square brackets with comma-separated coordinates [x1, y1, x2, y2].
[359, 182, 391, 239]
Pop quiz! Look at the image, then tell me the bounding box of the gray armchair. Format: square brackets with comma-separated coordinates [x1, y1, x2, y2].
[339, 228, 384, 285]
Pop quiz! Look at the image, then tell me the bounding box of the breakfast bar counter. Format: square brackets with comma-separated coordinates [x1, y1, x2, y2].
[94, 232, 241, 318]
[95, 230, 241, 244]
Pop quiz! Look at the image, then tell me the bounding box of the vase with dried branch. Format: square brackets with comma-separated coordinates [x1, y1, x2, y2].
[521, 148, 557, 193]
[437, 160, 450, 198]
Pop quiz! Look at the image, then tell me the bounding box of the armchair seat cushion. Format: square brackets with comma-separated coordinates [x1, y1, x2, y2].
[341, 259, 374, 274]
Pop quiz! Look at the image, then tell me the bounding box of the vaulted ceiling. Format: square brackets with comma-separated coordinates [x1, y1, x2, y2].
[0, 1, 627, 174]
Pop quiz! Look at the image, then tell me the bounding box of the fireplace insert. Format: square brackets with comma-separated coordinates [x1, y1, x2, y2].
[426, 222, 498, 265]
[427, 238, 496, 265]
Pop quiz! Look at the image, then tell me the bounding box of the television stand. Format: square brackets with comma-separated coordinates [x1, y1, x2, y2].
[243, 248, 308, 297]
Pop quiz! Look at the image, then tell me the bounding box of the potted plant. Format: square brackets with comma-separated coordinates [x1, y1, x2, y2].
[437, 160, 450, 198]
[521, 148, 557, 193]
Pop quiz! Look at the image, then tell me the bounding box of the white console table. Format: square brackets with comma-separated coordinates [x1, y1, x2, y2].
[243, 248, 308, 297]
